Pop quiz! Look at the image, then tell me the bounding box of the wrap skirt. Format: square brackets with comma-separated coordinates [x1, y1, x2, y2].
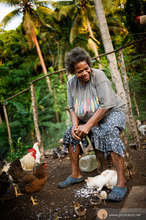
[63, 111, 126, 158]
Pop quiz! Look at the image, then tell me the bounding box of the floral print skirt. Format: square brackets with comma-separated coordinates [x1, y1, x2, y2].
[63, 111, 126, 158]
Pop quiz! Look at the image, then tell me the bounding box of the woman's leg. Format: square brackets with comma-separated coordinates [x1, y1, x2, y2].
[94, 150, 112, 173]
[58, 145, 84, 188]
[94, 149, 104, 173]
[111, 151, 126, 187]
[69, 145, 83, 178]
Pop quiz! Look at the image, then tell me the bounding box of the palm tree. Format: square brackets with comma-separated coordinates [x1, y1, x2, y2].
[0, 0, 52, 92]
[94, 0, 127, 104]
[51, 0, 102, 68]
[94, 0, 141, 148]
[39, 7, 72, 71]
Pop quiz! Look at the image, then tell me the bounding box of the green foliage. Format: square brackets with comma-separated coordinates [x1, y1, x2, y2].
[6, 137, 29, 162]
[1, 74, 68, 156]
[34, 77, 68, 149]
[122, 48, 146, 120]
[7, 96, 34, 146]
[0, 29, 40, 102]
[0, 122, 10, 157]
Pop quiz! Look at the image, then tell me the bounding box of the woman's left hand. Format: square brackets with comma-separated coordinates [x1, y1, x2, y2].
[75, 124, 90, 138]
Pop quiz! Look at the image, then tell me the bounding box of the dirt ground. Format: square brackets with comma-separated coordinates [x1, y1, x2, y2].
[0, 146, 146, 220]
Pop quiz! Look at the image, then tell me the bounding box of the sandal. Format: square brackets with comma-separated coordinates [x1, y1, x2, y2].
[58, 175, 85, 188]
[107, 186, 127, 201]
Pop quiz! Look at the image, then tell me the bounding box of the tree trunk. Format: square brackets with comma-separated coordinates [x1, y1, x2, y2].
[24, 12, 52, 92]
[132, 91, 140, 117]
[57, 43, 64, 81]
[3, 104, 13, 152]
[30, 83, 44, 156]
[31, 31, 52, 92]
[119, 50, 141, 149]
[0, 113, 2, 124]
[94, 0, 127, 104]
[53, 89, 60, 123]
[64, 73, 73, 126]
[86, 16, 102, 69]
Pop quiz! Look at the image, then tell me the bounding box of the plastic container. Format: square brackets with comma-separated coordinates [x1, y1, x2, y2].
[79, 154, 98, 172]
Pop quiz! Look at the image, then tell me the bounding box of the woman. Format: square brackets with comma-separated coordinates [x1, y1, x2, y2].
[58, 47, 127, 201]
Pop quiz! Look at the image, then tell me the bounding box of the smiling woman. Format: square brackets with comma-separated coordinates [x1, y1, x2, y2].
[58, 47, 128, 202]
[0, 3, 22, 30]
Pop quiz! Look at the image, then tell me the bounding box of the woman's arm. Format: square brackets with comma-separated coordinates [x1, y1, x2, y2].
[71, 111, 78, 127]
[86, 108, 108, 129]
[76, 108, 108, 137]
[67, 80, 81, 140]
[70, 111, 81, 140]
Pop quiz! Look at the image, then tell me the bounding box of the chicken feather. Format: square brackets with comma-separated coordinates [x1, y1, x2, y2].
[8, 159, 47, 204]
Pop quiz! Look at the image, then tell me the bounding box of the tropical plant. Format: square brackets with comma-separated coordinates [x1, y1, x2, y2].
[51, 0, 102, 67]
[0, 0, 53, 91]
[123, 0, 146, 121]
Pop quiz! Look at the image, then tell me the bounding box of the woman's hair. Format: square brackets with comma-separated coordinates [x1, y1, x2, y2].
[65, 47, 92, 74]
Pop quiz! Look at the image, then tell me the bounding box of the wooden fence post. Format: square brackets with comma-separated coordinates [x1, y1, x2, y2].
[3, 103, 13, 152]
[30, 83, 44, 156]
[119, 50, 141, 150]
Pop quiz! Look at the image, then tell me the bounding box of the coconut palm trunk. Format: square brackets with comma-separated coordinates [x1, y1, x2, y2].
[94, 0, 127, 104]
[24, 12, 52, 92]
[32, 32, 52, 92]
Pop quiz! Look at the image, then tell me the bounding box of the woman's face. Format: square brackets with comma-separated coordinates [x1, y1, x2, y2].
[74, 61, 91, 83]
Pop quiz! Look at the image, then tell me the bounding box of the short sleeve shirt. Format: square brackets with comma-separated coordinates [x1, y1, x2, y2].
[67, 68, 127, 122]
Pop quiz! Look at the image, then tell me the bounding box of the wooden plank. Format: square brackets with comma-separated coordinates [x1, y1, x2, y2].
[121, 186, 146, 214]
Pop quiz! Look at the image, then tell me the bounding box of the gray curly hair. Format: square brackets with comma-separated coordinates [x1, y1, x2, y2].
[65, 47, 92, 74]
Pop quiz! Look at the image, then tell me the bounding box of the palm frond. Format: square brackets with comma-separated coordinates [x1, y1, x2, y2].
[88, 37, 95, 52]
[69, 15, 81, 43]
[8, 101, 27, 113]
[51, 0, 73, 9]
[57, 5, 74, 20]
[1, 8, 21, 26]
[40, 121, 51, 127]
[33, 0, 50, 7]
[0, 0, 19, 6]
[34, 7, 56, 31]
[37, 6, 54, 15]
[89, 35, 100, 45]
[39, 93, 50, 105]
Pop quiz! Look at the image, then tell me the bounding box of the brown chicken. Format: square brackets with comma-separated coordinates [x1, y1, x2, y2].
[8, 159, 47, 205]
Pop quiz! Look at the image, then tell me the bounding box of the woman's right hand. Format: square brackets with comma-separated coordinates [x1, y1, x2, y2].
[71, 125, 81, 140]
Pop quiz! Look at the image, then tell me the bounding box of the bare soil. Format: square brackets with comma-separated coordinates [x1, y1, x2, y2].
[0, 147, 146, 220]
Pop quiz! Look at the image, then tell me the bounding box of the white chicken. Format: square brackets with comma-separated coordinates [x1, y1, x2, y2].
[3, 142, 41, 173]
[20, 142, 41, 171]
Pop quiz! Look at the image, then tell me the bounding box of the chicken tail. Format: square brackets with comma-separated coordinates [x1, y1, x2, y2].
[8, 159, 23, 181]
